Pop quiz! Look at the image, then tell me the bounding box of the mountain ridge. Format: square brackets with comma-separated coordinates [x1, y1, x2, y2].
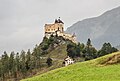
[66, 6, 120, 48]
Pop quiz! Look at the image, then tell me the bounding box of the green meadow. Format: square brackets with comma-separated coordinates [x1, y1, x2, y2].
[21, 51, 120, 81]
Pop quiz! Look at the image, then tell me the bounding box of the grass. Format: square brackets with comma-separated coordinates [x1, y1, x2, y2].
[27, 44, 67, 77]
[45, 44, 67, 59]
[21, 51, 120, 81]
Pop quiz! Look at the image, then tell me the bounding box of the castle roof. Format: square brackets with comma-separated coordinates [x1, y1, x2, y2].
[54, 18, 64, 24]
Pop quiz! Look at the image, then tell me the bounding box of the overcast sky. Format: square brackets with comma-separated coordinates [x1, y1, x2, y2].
[0, 0, 120, 55]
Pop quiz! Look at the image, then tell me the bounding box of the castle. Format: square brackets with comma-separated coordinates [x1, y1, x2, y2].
[44, 18, 77, 43]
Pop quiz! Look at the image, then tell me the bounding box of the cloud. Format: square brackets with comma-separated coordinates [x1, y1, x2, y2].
[0, 0, 120, 54]
[0, 26, 43, 54]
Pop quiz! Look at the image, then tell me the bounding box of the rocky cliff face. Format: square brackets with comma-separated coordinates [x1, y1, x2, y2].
[66, 6, 120, 49]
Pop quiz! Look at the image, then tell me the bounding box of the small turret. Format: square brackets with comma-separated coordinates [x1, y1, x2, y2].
[58, 17, 64, 24]
[54, 17, 64, 24]
[55, 19, 58, 23]
[72, 33, 76, 37]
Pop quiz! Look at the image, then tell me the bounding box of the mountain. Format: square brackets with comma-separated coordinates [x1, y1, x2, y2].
[66, 6, 120, 49]
[21, 51, 120, 81]
[116, 45, 120, 50]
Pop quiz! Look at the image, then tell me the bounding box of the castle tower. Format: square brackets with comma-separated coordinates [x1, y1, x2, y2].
[44, 18, 64, 38]
[44, 18, 77, 44]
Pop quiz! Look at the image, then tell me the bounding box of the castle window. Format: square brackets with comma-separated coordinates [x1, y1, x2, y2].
[60, 24, 62, 26]
[62, 27, 64, 31]
[48, 29, 50, 31]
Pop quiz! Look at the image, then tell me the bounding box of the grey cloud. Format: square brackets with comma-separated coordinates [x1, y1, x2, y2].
[0, 0, 120, 54]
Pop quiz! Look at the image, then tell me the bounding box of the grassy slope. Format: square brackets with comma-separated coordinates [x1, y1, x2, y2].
[21, 51, 120, 81]
[33, 44, 67, 76]
[44, 44, 67, 59]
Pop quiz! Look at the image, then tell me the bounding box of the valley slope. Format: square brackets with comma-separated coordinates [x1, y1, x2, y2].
[21, 51, 120, 81]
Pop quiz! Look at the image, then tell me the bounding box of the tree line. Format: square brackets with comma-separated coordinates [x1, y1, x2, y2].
[67, 38, 118, 60]
[0, 36, 118, 81]
[0, 36, 58, 81]
[0, 45, 42, 81]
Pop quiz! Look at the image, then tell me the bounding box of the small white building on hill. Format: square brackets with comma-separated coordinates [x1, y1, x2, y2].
[64, 56, 74, 66]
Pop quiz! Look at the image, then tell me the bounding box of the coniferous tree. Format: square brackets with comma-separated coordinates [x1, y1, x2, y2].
[83, 38, 97, 60]
[75, 43, 81, 57]
[15, 52, 20, 78]
[67, 43, 76, 58]
[46, 57, 52, 67]
[33, 45, 41, 69]
[0, 60, 2, 81]
[26, 49, 32, 71]
[67, 43, 81, 58]
[97, 43, 118, 57]
[1, 51, 9, 81]
[20, 50, 27, 78]
[87, 38, 92, 46]
[9, 52, 15, 76]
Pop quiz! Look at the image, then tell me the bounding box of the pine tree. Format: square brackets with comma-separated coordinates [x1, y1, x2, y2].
[46, 57, 52, 67]
[97, 43, 118, 57]
[9, 52, 15, 77]
[15, 52, 20, 79]
[20, 50, 27, 78]
[1, 51, 9, 81]
[26, 49, 32, 71]
[83, 38, 97, 60]
[87, 38, 92, 46]
[32, 45, 41, 69]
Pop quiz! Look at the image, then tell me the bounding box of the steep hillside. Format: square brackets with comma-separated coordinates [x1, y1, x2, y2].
[21, 51, 120, 81]
[4, 38, 69, 81]
[43, 44, 67, 59]
[31, 36, 70, 76]
[36, 44, 67, 75]
[66, 6, 120, 48]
